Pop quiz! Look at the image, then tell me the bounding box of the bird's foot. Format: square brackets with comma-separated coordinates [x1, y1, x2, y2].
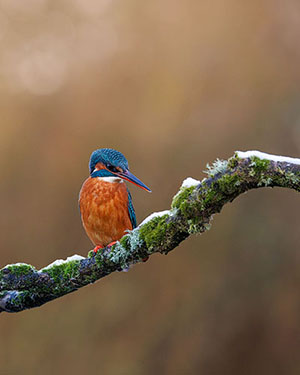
[93, 241, 117, 255]
[107, 241, 117, 248]
[93, 245, 104, 254]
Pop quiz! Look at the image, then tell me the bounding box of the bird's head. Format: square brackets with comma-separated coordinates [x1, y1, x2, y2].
[89, 148, 151, 192]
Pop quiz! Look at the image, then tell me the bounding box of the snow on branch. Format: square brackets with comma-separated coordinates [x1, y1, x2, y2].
[0, 150, 299, 313]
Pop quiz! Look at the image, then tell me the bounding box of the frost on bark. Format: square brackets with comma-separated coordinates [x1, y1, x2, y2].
[0, 151, 299, 313]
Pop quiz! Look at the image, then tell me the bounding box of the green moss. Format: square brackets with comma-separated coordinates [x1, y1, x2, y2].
[172, 173, 241, 219]
[42, 260, 81, 285]
[171, 170, 247, 235]
[257, 176, 273, 187]
[249, 156, 270, 174]
[87, 250, 95, 258]
[270, 170, 300, 191]
[139, 214, 170, 251]
[285, 171, 299, 185]
[2, 263, 35, 277]
[171, 186, 196, 209]
[228, 153, 240, 169]
[119, 235, 130, 250]
[200, 188, 222, 209]
[93, 253, 104, 268]
[63, 260, 81, 279]
[216, 173, 240, 195]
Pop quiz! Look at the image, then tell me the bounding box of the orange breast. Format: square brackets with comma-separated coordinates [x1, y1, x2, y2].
[79, 177, 132, 246]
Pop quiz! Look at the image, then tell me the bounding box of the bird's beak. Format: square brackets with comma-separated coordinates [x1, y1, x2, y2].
[117, 170, 151, 192]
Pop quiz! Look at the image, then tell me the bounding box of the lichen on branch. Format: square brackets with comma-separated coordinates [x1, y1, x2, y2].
[0, 150, 299, 313]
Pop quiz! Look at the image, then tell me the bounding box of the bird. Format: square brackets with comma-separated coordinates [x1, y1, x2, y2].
[79, 148, 151, 253]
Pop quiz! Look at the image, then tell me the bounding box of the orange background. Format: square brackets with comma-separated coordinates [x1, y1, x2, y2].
[0, 1, 299, 374]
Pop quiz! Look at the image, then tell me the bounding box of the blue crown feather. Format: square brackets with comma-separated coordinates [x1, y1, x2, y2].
[89, 148, 129, 174]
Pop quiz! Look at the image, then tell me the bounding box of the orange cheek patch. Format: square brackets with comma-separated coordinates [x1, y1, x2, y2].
[94, 162, 106, 171]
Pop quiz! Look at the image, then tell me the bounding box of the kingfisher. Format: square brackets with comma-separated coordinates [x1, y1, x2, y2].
[79, 148, 151, 253]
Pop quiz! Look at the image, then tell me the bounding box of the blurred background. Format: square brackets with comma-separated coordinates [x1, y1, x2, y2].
[0, 0, 299, 374]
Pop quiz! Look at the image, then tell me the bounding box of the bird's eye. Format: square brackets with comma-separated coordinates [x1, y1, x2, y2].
[107, 164, 119, 173]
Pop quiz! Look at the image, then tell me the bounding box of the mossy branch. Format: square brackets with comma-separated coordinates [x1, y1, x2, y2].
[1, 150, 299, 313]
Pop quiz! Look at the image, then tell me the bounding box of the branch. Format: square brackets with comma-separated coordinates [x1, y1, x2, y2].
[1, 150, 299, 313]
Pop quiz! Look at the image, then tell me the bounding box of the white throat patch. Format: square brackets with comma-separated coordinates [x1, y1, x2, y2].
[97, 176, 123, 183]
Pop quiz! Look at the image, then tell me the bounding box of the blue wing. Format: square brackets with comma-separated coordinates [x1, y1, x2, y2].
[127, 189, 137, 229]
